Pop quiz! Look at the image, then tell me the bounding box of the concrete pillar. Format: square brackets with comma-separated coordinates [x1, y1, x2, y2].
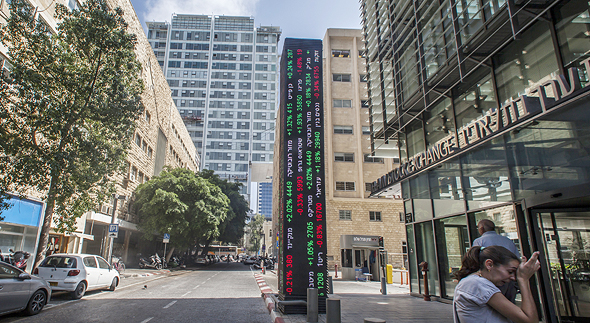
[326, 299, 341, 323]
[307, 288, 318, 323]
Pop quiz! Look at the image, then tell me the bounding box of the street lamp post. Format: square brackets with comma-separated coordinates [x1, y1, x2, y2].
[107, 194, 127, 265]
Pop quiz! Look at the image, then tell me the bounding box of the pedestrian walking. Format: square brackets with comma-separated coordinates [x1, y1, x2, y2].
[453, 246, 540, 323]
[473, 219, 519, 302]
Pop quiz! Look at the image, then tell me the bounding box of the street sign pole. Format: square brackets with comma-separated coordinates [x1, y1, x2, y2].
[163, 233, 170, 262]
[107, 194, 126, 265]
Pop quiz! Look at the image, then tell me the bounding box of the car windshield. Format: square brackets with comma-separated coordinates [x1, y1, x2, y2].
[40, 256, 77, 268]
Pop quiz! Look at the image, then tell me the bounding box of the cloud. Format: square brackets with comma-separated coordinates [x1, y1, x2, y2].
[142, 0, 260, 23]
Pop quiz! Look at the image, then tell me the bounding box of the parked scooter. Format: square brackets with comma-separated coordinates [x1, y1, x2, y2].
[7, 249, 31, 270]
[138, 253, 163, 270]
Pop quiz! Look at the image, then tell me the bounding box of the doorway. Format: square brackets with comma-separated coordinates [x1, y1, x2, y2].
[533, 210, 590, 322]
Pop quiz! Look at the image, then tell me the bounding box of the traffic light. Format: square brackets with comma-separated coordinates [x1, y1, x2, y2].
[378, 236, 384, 247]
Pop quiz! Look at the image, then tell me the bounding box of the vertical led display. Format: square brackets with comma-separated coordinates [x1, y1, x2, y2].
[278, 38, 327, 304]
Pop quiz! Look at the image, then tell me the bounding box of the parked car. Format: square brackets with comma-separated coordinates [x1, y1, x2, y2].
[34, 254, 119, 299]
[243, 257, 256, 265]
[0, 261, 51, 316]
[195, 256, 208, 265]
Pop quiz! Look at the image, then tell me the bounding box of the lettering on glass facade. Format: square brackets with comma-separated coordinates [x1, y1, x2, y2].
[279, 39, 327, 300]
[371, 63, 589, 194]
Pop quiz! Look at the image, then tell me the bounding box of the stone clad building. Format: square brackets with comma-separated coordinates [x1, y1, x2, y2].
[0, 0, 198, 267]
[273, 29, 406, 282]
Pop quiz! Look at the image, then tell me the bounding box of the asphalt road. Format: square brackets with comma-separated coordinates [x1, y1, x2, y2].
[2, 262, 269, 323]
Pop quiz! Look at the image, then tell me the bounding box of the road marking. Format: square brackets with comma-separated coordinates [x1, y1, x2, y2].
[181, 291, 191, 297]
[140, 317, 154, 323]
[163, 300, 177, 309]
[193, 284, 201, 290]
[117, 275, 166, 290]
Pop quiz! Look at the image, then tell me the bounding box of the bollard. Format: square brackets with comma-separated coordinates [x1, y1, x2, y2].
[262, 264, 266, 275]
[363, 319, 385, 323]
[335, 264, 338, 278]
[419, 262, 431, 301]
[307, 288, 318, 323]
[326, 299, 341, 323]
[380, 277, 387, 295]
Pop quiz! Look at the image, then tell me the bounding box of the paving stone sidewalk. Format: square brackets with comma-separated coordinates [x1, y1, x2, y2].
[257, 270, 454, 323]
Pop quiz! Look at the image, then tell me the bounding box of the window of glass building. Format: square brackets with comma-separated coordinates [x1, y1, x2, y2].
[425, 98, 454, 149]
[397, 37, 420, 101]
[332, 49, 350, 58]
[362, 126, 371, 135]
[493, 21, 560, 105]
[405, 119, 425, 158]
[369, 211, 382, 221]
[434, 215, 468, 299]
[453, 69, 497, 148]
[336, 181, 355, 191]
[333, 99, 352, 108]
[339, 210, 352, 220]
[360, 74, 368, 82]
[429, 159, 465, 217]
[333, 74, 351, 82]
[555, 0, 590, 86]
[410, 174, 433, 221]
[455, 0, 484, 45]
[415, 221, 440, 296]
[333, 125, 353, 134]
[334, 152, 354, 162]
[461, 137, 512, 210]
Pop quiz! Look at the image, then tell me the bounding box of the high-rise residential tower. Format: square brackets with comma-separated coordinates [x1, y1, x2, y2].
[146, 15, 280, 194]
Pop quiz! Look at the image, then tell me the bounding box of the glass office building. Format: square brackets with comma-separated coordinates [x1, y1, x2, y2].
[361, 0, 590, 321]
[258, 181, 273, 220]
[146, 16, 280, 194]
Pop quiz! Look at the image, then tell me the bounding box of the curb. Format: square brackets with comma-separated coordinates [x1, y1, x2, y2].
[254, 273, 285, 323]
[122, 269, 171, 278]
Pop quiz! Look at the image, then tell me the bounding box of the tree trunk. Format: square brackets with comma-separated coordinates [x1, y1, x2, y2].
[165, 247, 175, 263]
[33, 191, 56, 270]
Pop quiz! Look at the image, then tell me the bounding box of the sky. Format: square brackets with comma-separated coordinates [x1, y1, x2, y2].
[129, 0, 363, 48]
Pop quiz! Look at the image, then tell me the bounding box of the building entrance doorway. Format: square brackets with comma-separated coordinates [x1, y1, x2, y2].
[533, 210, 590, 322]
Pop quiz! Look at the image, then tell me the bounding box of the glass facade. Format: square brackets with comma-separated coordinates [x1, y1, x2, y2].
[362, 0, 590, 321]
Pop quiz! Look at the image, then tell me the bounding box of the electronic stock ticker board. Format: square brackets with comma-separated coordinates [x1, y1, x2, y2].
[278, 38, 327, 303]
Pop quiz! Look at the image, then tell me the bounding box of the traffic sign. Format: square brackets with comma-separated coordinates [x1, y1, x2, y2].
[108, 224, 119, 238]
[163, 233, 170, 243]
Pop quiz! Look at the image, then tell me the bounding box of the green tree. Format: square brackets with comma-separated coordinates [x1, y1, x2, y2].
[198, 170, 248, 245]
[247, 214, 265, 253]
[0, 0, 144, 268]
[134, 168, 230, 252]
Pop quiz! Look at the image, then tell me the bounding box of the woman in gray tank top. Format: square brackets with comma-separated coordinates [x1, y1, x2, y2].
[453, 246, 540, 323]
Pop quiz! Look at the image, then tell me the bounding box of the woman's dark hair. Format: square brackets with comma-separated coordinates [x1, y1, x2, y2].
[454, 245, 519, 281]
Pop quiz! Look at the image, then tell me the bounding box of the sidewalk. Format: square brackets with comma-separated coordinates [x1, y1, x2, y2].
[255, 270, 454, 323]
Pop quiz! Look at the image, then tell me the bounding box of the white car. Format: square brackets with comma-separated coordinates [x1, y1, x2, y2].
[34, 253, 120, 299]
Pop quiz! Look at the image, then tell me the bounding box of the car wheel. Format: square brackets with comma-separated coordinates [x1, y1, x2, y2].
[108, 277, 118, 291]
[24, 290, 47, 315]
[71, 281, 86, 299]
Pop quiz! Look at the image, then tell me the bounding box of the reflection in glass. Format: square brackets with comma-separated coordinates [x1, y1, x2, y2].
[435, 215, 469, 298]
[411, 174, 433, 221]
[425, 98, 455, 149]
[493, 21, 560, 105]
[407, 225, 419, 293]
[538, 212, 590, 319]
[416, 221, 440, 296]
[455, 0, 484, 44]
[506, 97, 590, 200]
[555, 0, 590, 86]
[429, 159, 466, 217]
[469, 205, 520, 253]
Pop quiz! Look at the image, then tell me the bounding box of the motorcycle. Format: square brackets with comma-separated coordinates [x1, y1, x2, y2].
[138, 253, 163, 270]
[7, 249, 31, 270]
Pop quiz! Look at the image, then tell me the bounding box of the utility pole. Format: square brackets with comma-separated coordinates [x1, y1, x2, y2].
[107, 194, 127, 264]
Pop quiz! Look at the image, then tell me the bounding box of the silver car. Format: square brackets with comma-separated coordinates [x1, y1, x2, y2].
[0, 261, 51, 316]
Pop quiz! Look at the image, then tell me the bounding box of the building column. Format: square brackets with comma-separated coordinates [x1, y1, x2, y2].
[123, 231, 131, 263]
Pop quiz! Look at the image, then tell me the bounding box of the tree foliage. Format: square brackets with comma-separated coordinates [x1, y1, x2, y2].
[134, 168, 230, 249]
[0, 0, 144, 267]
[198, 169, 248, 245]
[247, 214, 265, 253]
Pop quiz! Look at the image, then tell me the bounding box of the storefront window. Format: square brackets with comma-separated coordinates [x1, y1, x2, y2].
[461, 137, 512, 210]
[341, 249, 352, 268]
[410, 174, 433, 221]
[406, 225, 419, 293]
[506, 97, 590, 200]
[494, 21, 560, 105]
[429, 159, 466, 217]
[468, 204, 520, 254]
[555, 0, 590, 86]
[416, 221, 440, 296]
[435, 215, 469, 298]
